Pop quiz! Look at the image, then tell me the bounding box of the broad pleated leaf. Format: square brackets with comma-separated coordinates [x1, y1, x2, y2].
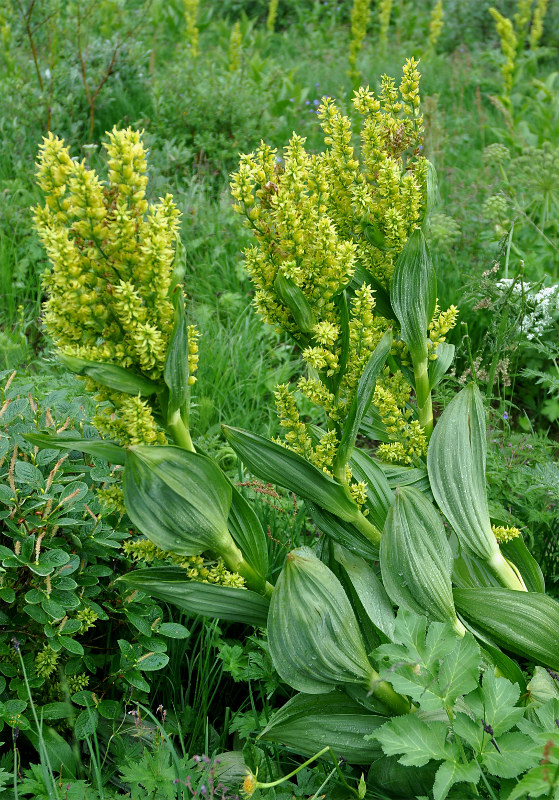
[23, 432, 124, 465]
[380, 462, 431, 495]
[164, 289, 190, 418]
[428, 342, 455, 390]
[501, 536, 545, 594]
[259, 691, 385, 764]
[334, 330, 392, 471]
[58, 353, 161, 397]
[268, 547, 375, 693]
[381, 486, 461, 632]
[118, 568, 269, 626]
[124, 445, 233, 557]
[390, 229, 437, 363]
[227, 485, 268, 580]
[334, 545, 395, 641]
[454, 587, 559, 670]
[350, 448, 394, 531]
[306, 501, 380, 561]
[274, 270, 315, 332]
[222, 427, 359, 522]
[427, 384, 498, 562]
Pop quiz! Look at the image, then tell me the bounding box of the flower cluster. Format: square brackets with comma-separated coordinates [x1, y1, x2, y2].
[427, 0, 444, 53]
[348, 0, 371, 86]
[184, 0, 199, 57]
[490, 7, 518, 95]
[122, 539, 246, 588]
[34, 128, 184, 445]
[232, 61, 453, 468]
[496, 279, 559, 341]
[229, 22, 242, 73]
[378, 0, 393, 50]
[492, 524, 521, 544]
[374, 370, 428, 465]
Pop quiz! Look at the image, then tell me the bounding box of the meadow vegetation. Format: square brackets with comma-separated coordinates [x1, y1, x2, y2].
[0, 0, 558, 797]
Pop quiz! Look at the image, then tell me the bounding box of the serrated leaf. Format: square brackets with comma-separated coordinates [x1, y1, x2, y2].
[506, 765, 555, 800]
[74, 708, 99, 740]
[437, 633, 481, 705]
[58, 636, 84, 656]
[373, 716, 456, 767]
[482, 732, 538, 778]
[124, 670, 150, 693]
[98, 700, 121, 720]
[465, 672, 524, 737]
[433, 760, 480, 800]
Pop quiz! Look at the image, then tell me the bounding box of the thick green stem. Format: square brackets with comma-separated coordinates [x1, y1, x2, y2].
[368, 670, 412, 716]
[487, 549, 527, 591]
[166, 411, 195, 452]
[220, 538, 273, 597]
[414, 357, 433, 439]
[352, 510, 382, 549]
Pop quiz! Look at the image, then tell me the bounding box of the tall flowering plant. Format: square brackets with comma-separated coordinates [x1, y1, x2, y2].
[27, 61, 559, 794]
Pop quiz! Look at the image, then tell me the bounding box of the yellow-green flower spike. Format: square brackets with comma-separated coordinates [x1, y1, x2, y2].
[34, 128, 181, 446]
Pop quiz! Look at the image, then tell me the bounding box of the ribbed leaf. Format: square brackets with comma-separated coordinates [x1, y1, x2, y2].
[334, 330, 392, 472]
[381, 487, 462, 633]
[380, 463, 431, 495]
[428, 342, 455, 390]
[118, 568, 269, 626]
[58, 354, 161, 396]
[222, 427, 359, 523]
[306, 502, 379, 561]
[332, 292, 350, 394]
[390, 229, 437, 363]
[454, 587, 559, 670]
[334, 545, 395, 641]
[274, 271, 315, 333]
[350, 448, 394, 531]
[501, 537, 545, 594]
[427, 384, 498, 562]
[259, 691, 385, 764]
[123, 446, 233, 557]
[228, 485, 269, 580]
[23, 432, 124, 464]
[268, 547, 375, 693]
[164, 289, 190, 418]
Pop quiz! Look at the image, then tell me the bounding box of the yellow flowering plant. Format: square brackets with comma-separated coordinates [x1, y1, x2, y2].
[26, 61, 559, 791]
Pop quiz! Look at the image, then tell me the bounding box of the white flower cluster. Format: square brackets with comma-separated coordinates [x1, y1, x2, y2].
[497, 278, 559, 340]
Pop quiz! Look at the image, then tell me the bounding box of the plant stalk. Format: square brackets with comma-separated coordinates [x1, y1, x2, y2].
[220, 538, 274, 598]
[166, 411, 195, 452]
[487, 549, 527, 591]
[414, 357, 433, 439]
[368, 670, 412, 716]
